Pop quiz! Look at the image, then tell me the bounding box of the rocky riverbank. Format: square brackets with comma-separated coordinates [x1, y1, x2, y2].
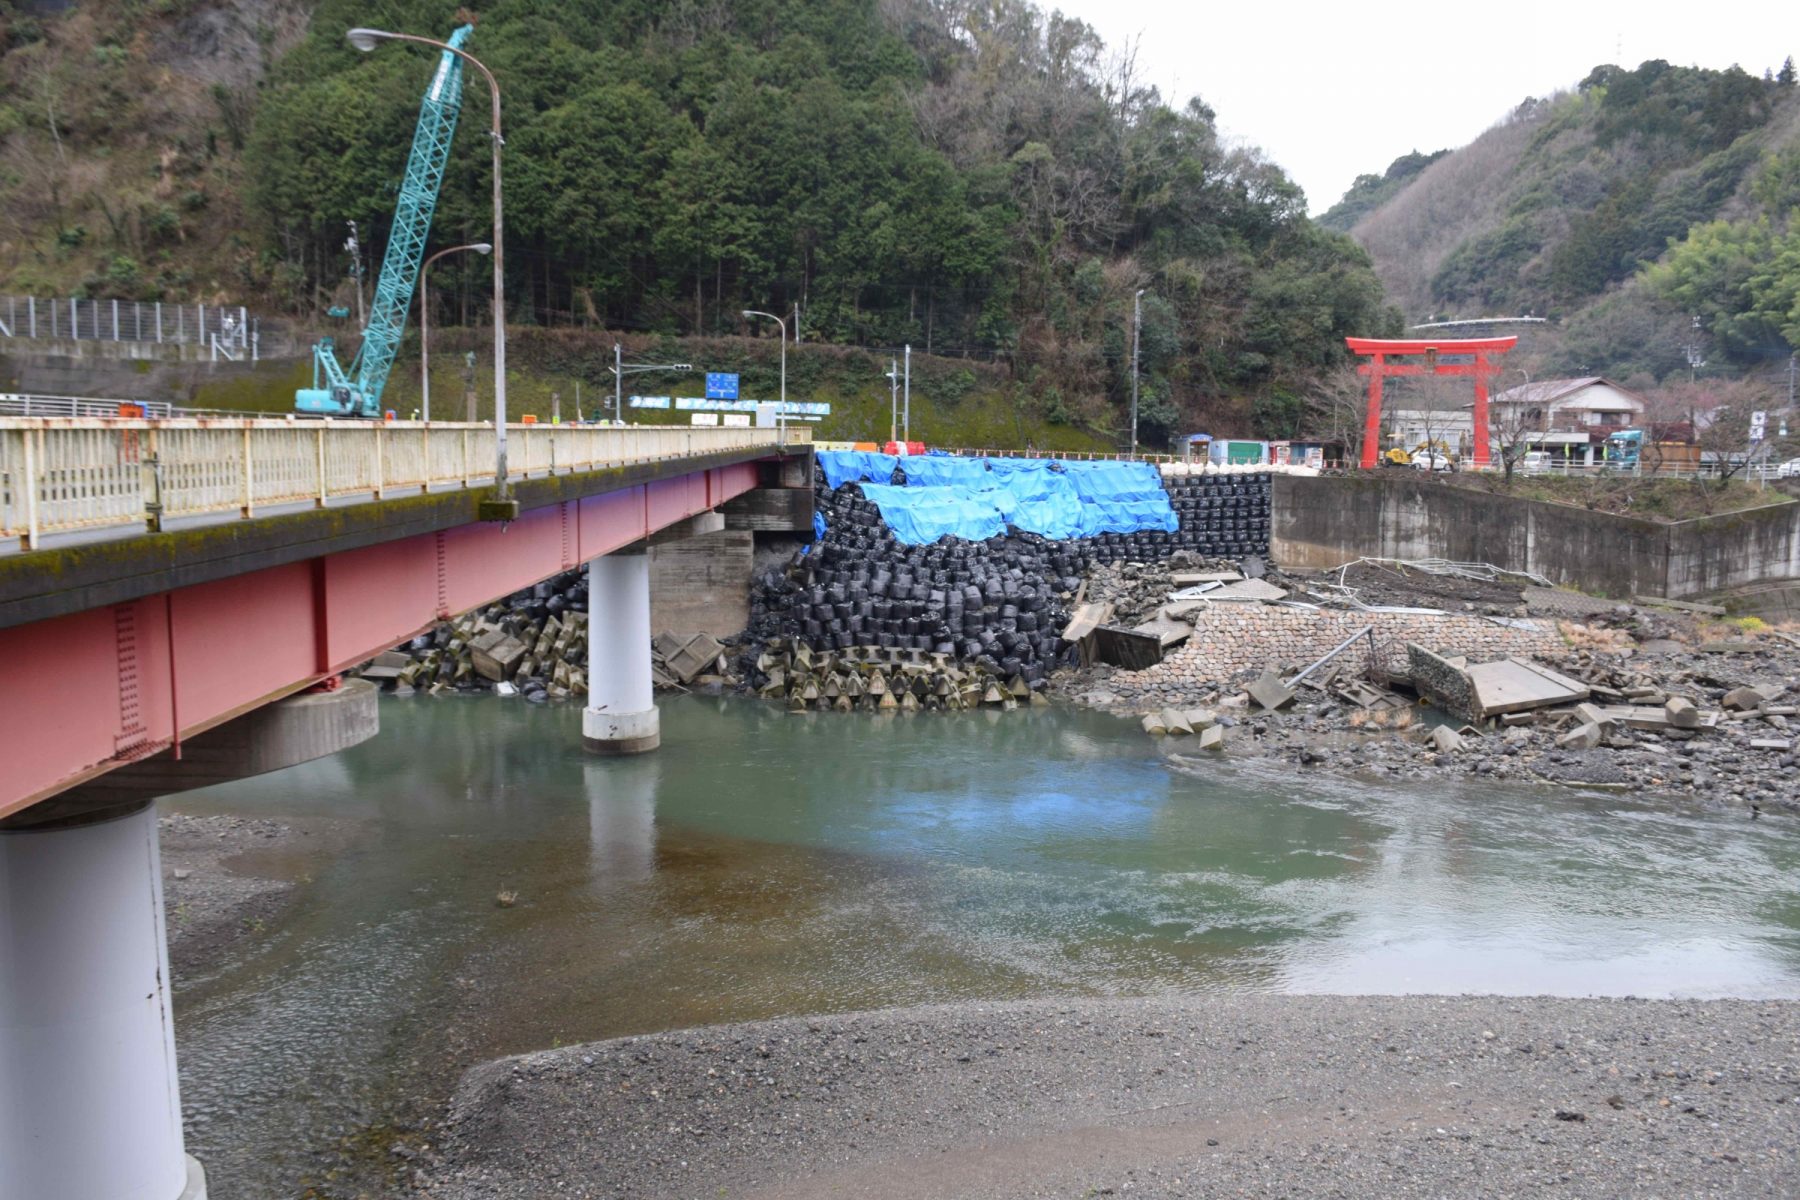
[1055, 556, 1800, 813]
[417, 994, 1799, 1199]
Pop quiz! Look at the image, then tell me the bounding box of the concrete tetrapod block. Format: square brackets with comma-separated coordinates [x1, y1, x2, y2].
[1248, 667, 1297, 711]
[1142, 712, 1168, 735]
[1159, 707, 1194, 735]
[1557, 721, 1604, 750]
[1196, 725, 1225, 751]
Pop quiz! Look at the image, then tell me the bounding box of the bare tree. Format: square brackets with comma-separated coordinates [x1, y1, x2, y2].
[1302, 362, 1367, 454]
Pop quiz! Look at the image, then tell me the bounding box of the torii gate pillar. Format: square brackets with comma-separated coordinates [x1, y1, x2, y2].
[1345, 336, 1517, 469]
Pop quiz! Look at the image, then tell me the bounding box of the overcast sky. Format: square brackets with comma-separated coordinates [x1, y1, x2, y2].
[1051, 0, 1795, 214]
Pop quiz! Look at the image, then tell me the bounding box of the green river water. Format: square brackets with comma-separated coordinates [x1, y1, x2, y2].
[167, 694, 1800, 1196]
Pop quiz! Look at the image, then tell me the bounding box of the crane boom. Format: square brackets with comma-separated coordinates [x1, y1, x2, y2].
[298, 24, 473, 417]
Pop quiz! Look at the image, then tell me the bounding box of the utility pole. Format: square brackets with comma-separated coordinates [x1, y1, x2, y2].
[614, 343, 622, 423]
[794, 301, 802, 345]
[463, 349, 477, 422]
[345, 221, 367, 327]
[1131, 288, 1144, 459]
[903, 344, 911, 443]
[886, 357, 900, 444]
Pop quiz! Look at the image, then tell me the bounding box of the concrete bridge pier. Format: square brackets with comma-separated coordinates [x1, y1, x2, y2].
[583, 545, 660, 754]
[0, 801, 207, 1200]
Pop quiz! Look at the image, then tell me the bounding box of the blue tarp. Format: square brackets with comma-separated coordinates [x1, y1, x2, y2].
[817, 451, 901, 490]
[858, 483, 1007, 544]
[897, 455, 993, 488]
[820, 452, 1176, 544]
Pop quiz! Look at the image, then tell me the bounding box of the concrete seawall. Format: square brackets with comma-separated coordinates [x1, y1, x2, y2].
[1272, 473, 1800, 599]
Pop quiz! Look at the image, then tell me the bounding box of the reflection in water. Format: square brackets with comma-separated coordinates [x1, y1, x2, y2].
[168, 694, 1800, 1198]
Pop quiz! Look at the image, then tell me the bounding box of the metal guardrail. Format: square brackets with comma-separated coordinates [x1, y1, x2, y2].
[0, 419, 808, 550]
[0, 295, 255, 353]
[0, 394, 177, 419]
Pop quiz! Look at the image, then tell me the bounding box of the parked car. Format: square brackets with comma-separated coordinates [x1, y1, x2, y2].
[1412, 452, 1453, 472]
[1777, 458, 1800, 479]
[1520, 451, 1550, 476]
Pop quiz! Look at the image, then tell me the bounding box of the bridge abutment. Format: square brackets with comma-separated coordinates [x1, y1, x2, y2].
[583, 546, 660, 755]
[0, 801, 207, 1200]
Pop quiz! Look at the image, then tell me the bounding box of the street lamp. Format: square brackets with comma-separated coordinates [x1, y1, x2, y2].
[884, 357, 900, 444]
[348, 26, 511, 506]
[419, 242, 490, 422]
[1131, 288, 1145, 459]
[741, 310, 786, 434]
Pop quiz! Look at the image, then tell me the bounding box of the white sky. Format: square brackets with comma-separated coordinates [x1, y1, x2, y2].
[1051, 0, 1796, 214]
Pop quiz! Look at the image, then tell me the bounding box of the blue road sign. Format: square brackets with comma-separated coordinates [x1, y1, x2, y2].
[705, 372, 740, 400]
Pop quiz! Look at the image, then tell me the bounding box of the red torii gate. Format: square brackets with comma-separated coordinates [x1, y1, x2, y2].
[1345, 336, 1517, 469]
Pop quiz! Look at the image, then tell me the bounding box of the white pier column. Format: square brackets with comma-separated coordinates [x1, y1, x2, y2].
[583, 544, 660, 754]
[0, 802, 207, 1200]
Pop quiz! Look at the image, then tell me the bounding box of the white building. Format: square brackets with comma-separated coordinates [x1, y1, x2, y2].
[1489, 377, 1647, 434]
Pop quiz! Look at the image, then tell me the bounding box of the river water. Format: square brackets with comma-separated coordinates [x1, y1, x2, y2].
[168, 695, 1800, 1196]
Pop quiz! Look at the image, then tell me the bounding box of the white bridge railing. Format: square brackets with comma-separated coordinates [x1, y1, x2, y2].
[0, 419, 807, 550]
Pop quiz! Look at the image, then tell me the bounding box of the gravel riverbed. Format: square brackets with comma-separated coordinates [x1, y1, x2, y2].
[420, 994, 1799, 1199]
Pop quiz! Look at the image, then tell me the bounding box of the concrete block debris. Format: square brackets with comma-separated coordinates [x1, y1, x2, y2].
[1722, 683, 1786, 712]
[659, 632, 726, 685]
[1247, 667, 1297, 711]
[1557, 721, 1604, 750]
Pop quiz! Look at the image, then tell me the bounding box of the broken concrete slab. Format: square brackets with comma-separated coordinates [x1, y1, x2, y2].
[1699, 640, 1762, 653]
[1247, 667, 1297, 711]
[1207, 578, 1289, 603]
[1749, 737, 1794, 751]
[1465, 657, 1590, 718]
[1171, 571, 1242, 586]
[1131, 612, 1195, 649]
[1429, 726, 1464, 753]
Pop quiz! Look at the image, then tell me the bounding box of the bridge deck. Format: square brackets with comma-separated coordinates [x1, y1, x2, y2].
[0, 420, 811, 814]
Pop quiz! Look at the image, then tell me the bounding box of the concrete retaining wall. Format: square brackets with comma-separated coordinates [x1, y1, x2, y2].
[650, 530, 754, 637]
[1272, 474, 1800, 599]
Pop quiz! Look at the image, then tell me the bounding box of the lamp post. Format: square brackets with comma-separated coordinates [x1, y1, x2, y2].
[348, 26, 510, 503]
[885, 357, 900, 444]
[1131, 288, 1145, 459]
[419, 242, 490, 422]
[741, 310, 786, 434]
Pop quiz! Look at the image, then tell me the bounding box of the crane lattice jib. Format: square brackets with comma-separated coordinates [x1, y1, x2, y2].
[348, 24, 474, 410]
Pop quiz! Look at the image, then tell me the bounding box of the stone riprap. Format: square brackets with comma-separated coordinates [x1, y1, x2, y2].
[1100, 607, 1566, 708]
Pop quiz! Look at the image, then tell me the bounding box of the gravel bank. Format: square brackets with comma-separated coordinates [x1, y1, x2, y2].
[421, 995, 1799, 1199]
[160, 810, 344, 976]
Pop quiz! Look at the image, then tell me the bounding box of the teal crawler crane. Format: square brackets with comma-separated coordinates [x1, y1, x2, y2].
[297, 25, 473, 417]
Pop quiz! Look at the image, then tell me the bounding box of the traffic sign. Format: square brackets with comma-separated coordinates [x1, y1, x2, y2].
[705, 372, 740, 400]
[1750, 409, 1767, 443]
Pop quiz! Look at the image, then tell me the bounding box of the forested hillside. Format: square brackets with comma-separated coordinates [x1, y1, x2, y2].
[0, 0, 1399, 445]
[1343, 58, 1800, 381]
